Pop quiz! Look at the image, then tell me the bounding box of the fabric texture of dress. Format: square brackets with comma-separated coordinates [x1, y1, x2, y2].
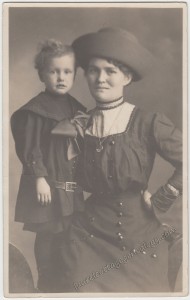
[52, 102, 182, 293]
[11, 90, 86, 233]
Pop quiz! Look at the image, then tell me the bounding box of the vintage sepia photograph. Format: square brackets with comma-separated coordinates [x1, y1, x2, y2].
[3, 2, 188, 297]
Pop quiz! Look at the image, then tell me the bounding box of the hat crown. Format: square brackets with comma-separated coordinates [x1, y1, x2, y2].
[98, 27, 139, 44]
[72, 27, 154, 81]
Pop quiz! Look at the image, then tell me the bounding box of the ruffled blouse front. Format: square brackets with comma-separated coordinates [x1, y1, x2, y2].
[77, 102, 182, 197]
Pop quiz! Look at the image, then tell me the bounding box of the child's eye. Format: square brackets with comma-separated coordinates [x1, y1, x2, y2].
[64, 69, 73, 74]
[49, 70, 56, 74]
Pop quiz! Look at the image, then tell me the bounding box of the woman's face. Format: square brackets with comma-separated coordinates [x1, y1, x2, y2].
[85, 57, 132, 103]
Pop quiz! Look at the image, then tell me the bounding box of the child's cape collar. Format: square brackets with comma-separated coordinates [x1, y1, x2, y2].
[18, 90, 85, 121]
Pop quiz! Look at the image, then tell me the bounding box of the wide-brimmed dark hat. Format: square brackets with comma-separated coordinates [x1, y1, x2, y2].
[72, 27, 154, 81]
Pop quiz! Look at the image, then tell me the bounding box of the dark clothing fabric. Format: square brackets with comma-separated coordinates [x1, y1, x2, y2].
[55, 107, 182, 292]
[11, 90, 86, 231]
[77, 108, 182, 195]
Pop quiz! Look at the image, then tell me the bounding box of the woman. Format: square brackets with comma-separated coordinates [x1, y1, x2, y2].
[52, 27, 182, 293]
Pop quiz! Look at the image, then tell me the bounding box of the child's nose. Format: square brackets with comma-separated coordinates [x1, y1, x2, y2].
[58, 72, 65, 81]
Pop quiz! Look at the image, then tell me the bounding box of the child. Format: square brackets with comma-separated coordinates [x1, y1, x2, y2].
[11, 39, 86, 292]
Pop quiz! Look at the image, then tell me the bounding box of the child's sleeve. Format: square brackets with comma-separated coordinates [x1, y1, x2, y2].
[11, 110, 48, 177]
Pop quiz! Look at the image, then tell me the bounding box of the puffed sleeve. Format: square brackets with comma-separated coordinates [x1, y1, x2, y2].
[11, 110, 48, 177]
[150, 113, 182, 212]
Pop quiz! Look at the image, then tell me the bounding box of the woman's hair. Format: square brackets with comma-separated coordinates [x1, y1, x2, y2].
[107, 58, 134, 79]
[34, 39, 76, 78]
[85, 56, 134, 80]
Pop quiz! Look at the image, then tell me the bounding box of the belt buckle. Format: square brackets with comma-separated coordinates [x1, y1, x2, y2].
[65, 181, 77, 192]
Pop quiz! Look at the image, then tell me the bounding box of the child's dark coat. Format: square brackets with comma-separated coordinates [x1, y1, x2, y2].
[11, 90, 85, 231]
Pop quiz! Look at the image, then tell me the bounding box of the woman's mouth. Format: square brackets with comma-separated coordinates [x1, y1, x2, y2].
[95, 86, 109, 90]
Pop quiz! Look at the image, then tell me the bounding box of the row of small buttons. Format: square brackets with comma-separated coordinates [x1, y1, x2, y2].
[72, 158, 76, 168]
[117, 201, 124, 218]
[131, 249, 157, 258]
[69, 158, 76, 184]
[115, 202, 156, 258]
[122, 247, 157, 258]
[87, 214, 158, 258]
[115, 200, 126, 251]
[117, 221, 122, 227]
[26, 161, 36, 167]
[90, 139, 115, 186]
[117, 232, 124, 241]
[120, 244, 158, 259]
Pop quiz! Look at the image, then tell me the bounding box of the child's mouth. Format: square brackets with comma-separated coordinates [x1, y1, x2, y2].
[57, 84, 67, 89]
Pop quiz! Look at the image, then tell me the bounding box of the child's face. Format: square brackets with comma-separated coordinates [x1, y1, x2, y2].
[41, 54, 75, 95]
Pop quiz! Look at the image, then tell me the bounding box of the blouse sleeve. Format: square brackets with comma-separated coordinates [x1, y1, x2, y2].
[150, 113, 182, 212]
[11, 110, 48, 177]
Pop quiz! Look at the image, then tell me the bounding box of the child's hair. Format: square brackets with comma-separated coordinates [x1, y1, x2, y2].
[34, 39, 76, 79]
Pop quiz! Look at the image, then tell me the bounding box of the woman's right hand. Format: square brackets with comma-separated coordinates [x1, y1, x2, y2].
[36, 177, 51, 205]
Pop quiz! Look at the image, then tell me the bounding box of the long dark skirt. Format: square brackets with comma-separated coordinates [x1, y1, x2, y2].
[52, 190, 171, 293]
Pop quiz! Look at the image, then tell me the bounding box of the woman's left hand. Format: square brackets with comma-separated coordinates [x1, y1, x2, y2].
[142, 189, 152, 210]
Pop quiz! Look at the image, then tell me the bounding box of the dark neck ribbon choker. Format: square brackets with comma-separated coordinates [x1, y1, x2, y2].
[96, 96, 124, 110]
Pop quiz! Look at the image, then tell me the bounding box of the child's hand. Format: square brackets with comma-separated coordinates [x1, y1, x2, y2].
[141, 189, 152, 210]
[36, 177, 51, 205]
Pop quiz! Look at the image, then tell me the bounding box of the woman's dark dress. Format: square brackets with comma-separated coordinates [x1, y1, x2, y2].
[55, 107, 182, 293]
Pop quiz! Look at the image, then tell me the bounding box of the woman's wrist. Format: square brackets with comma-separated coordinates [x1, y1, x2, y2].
[165, 183, 180, 197]
[151, 183, 180, 212]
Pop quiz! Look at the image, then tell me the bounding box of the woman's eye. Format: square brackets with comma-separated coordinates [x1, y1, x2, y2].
[88, 68, 97, 74]
[107, 70, 117, 74]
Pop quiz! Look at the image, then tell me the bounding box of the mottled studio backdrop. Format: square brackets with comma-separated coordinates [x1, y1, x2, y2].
[9, 6, 183, 285]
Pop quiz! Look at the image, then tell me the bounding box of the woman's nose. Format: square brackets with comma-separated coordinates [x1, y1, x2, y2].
[97, 71, 106, 82]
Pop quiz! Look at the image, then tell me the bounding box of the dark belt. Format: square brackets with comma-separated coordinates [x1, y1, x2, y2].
[50, 180, 78, 192]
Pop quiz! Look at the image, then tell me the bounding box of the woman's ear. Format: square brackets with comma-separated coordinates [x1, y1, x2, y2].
[124, 73, 133, 86]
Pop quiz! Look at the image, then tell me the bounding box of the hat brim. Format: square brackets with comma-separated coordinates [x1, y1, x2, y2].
[72, 29, 154, 81]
